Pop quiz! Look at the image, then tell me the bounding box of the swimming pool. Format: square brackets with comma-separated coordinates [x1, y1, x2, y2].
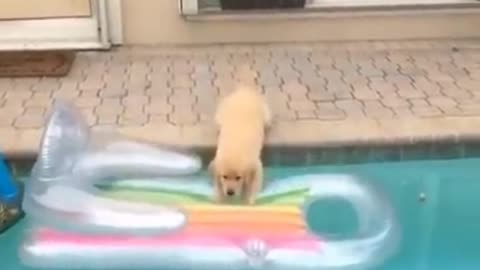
[1, 156, 480, 270]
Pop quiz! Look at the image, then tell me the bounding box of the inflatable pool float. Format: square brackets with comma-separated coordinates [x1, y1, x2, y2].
[19, 102, 400, 270]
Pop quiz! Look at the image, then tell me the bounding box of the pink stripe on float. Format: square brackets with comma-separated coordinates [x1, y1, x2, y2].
[35, 229, 322, 251]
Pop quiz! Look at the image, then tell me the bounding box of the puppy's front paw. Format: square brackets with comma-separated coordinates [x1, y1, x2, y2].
[214, 194, 224, 204]
[244, 196, 256, 205]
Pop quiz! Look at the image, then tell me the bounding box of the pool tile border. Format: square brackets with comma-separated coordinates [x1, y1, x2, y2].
[5, 140, 479, 177]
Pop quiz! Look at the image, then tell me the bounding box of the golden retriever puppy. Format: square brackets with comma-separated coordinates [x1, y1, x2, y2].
[209, 85, 271, 205]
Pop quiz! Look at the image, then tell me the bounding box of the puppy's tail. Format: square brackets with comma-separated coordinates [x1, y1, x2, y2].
[234, 84, 260, 93]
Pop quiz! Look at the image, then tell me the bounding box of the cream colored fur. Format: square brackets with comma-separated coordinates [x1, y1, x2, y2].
[208, 85, 271, 205]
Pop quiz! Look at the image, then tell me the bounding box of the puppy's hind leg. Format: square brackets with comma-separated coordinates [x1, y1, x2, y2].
[209, 160, 224, 203]
[244, 160, 263, 205]
[263, 101, 273, 129]
[213, 179, 225, 203]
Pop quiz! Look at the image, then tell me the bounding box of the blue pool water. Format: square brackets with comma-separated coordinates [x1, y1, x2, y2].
[1, 157, 480, 270]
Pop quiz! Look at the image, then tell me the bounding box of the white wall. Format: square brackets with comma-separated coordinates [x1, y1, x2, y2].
[121, 0, 480, 45]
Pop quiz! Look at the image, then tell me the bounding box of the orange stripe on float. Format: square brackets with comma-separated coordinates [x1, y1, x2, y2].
[181, 205, 301, 215]
[183, 224, 308, 236]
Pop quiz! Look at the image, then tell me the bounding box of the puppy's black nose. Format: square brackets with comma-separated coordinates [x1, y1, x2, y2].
[227, 190, 235, 196]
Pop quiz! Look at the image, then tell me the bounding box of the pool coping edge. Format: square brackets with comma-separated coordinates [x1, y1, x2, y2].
[3, 116, 480, 160]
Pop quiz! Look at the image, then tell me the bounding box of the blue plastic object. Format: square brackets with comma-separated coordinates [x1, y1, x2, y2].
[0, 154, 17, 205]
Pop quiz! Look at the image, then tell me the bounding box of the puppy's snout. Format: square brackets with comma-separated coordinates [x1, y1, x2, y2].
[227, 190, 235, 196]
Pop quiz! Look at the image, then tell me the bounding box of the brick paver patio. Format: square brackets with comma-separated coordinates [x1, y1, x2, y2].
[1, 39, 480, 156]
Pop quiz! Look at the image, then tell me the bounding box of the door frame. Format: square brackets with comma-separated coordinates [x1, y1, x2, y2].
[0, 0, 123, 51]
